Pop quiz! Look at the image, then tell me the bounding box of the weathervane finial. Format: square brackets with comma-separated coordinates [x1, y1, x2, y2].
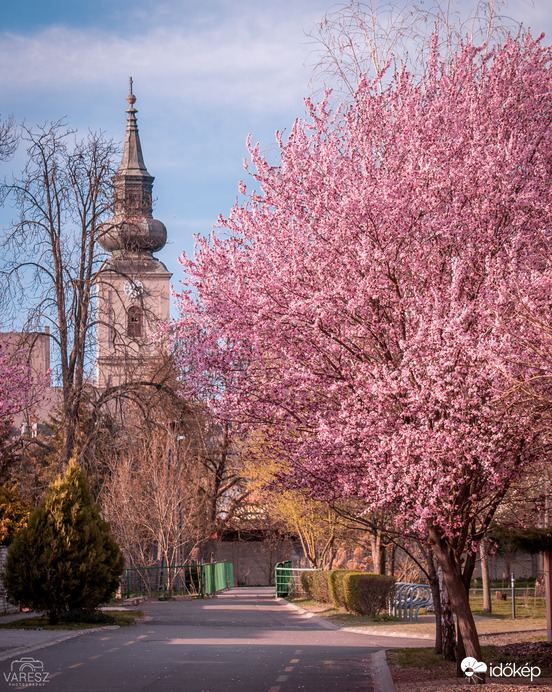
[127, 77, 136, 108]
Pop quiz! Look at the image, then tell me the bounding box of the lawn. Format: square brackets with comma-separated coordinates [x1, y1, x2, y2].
[288, 595, 547, 636]
[388, 639, 552, 685]
[0, 609, 144, 630]
[469, 589, 545, 619]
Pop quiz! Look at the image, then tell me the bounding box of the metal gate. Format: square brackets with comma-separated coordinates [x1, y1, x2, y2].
[123, 562, 234, 599]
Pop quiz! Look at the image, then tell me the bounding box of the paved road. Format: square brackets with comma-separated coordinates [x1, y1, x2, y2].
[0, 587, 423, 691]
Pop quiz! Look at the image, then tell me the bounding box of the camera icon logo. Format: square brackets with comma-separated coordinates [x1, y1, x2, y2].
[11, 657, 44, 673]
[4, 657, 49, 686]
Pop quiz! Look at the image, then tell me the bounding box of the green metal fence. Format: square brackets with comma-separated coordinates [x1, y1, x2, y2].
[123, 562, 234, 599]
[275, 561, 317, 598]
[202, 561, 234, 597]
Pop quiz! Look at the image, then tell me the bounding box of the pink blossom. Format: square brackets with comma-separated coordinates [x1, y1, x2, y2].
[171, 34, 550, 556]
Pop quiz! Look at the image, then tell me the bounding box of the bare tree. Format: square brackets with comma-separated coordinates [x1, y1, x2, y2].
[1, 121, 118, 469]
[308, 0, 517, 99]
[0, 116, 18, 162]
[98, 377, 247, 569]
[102, 428, 209, 570]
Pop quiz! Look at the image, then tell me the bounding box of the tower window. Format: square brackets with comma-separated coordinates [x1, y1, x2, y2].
[127, 305, 143, 337]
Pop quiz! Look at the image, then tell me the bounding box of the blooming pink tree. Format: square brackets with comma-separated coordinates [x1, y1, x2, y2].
[172, 34, 552, 662]
[0, 341, 41, 464]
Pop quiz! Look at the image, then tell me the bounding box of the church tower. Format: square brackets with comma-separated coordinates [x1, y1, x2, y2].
[96, 80, 172, 388]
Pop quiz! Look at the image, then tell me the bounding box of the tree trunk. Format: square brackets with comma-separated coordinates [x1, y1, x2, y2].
[369, 531, 380, 573]
[389, 544, 396, 575]
[455, 622, 467, 678]
[438, 565, 456, 661]
[60, 394, 79, 471]
[480, 539, 492, 614]
[427, 524, 483, 679]
[369, 530, 386, 574]
[426, 551, 443, 655]
[380, 544, 386, 575]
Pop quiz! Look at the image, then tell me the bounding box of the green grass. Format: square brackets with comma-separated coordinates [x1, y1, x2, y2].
[387, 647, 456, 680]
[0, 609, 144, 630]
[472, 578, 536, 589]
[293, 590, 546, 622]
[469, 591, 545, 619]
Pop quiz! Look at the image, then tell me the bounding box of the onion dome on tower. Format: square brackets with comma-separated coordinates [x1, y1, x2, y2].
[99, 78, 167, 256]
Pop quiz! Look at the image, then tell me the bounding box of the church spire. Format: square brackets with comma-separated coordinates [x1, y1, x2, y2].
[99, 80, 167, 256]
[118, 77, 149, 177]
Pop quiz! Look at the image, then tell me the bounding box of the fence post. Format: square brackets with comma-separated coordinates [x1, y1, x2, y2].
[545, 549, 552, 643]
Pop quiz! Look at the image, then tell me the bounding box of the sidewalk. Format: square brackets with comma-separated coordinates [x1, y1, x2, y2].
[281, 599, 548, 643]
[0, 611, 118, 663]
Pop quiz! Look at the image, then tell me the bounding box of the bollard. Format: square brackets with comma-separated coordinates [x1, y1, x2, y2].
[511, 572, 516, 619]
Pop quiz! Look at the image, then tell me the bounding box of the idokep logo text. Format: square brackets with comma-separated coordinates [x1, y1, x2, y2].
[461, 656, 541, 683]
[488, 661, 541, 681]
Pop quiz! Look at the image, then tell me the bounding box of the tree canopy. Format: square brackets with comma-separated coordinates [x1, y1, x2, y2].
[171, 33, 552, 661]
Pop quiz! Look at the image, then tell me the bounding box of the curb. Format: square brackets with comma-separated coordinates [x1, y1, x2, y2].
[0, 625, 119, 663]
[278, 598, 340, 630]
[279, 599, 544, 642]
[343, 626, 434, 640]
[280, 599, 401, 692]
[122, 596, 147, 606]
[370, 650, 396, 692]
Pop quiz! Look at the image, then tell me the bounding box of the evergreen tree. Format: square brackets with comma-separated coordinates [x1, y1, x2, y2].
[0, 481, 32, 545]
[2, 458, 124, 624]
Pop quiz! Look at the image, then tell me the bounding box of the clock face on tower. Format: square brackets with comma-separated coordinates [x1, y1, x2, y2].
[124, 279, 144, 299]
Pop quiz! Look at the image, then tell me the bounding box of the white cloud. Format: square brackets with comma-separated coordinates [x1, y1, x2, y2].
[0, 9, 314, 116]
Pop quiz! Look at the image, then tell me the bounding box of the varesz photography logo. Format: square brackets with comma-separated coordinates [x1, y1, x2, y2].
[3, 657, 50, 687]
[461, 656, 541, 683]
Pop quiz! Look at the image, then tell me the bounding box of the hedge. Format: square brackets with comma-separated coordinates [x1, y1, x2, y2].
[300, 569, 395, 617]
[343, 573, 396, 616]
[300, 570, 331, 603]
[328, 570, 364, 609]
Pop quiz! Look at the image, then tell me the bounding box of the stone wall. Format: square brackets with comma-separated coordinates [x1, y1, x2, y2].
[201, 540, 303, 586]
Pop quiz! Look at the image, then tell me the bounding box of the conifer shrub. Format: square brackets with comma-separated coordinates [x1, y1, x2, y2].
[343, 573, 395, 617]
[2, 459, 124, 624]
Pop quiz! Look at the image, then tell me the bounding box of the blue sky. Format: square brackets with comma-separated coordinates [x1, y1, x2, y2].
[1, 0, 552, 316]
